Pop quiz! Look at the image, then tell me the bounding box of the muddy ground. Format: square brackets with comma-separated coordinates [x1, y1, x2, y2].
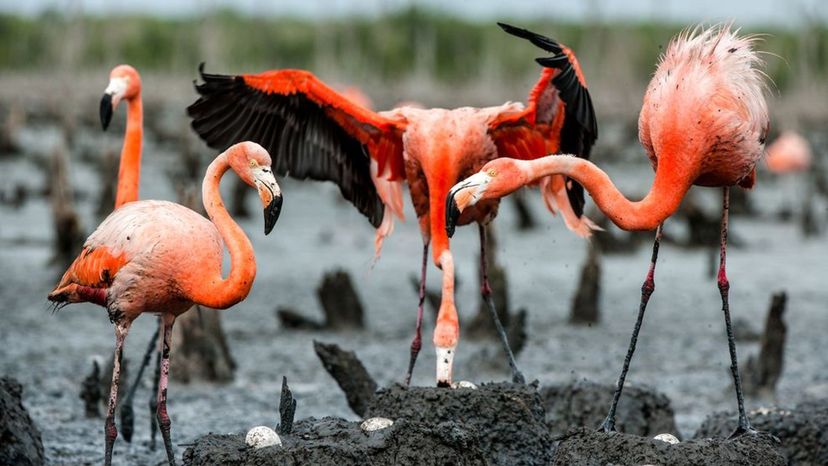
[0, 120, 827, 464]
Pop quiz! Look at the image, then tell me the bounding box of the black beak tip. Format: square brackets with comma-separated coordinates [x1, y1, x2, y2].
[99, 94, 113, 131]
[445, 193, 460, 239]
[264, 195, 283, 235]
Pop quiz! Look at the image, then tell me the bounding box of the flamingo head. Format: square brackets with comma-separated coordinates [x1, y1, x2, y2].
[100, 64, 142, 131]
[445, 158, 526, 237]
[227, 141, 283, 234]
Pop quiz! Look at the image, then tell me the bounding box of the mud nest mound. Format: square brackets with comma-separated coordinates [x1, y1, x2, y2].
[694, 400, 828, 465]
[542, 380, 679, 437]
[183, 417, 486, 466]
[365, 381, 553, 465]
[0, 377, 44, 466]
[554, 428, 785, 466]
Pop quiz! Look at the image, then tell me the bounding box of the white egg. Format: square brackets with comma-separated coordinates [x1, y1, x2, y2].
[360, 417, 394, 432]
[451, 381, 478, 389]
[653, 433, 680, 444]
[245, 426, 282, 449]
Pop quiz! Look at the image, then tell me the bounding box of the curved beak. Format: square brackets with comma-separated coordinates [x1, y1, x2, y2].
[264, 194, 282, 235]
[254, 167, 282, 235]
[99, 93, 113, 131]
[100, 77, 127, 131]
[445, 172, 491, 238]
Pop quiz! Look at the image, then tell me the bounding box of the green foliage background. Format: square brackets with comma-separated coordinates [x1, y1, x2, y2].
[1, 7, 824, 94]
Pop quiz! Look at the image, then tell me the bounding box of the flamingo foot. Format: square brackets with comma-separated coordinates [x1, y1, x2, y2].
[728, 424, 759, 440]
[596, 416, 617, 434]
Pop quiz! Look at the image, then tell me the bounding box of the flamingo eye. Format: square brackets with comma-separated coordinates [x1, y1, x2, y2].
[249, 159, 258, 168]
[487, 169, 497, 177]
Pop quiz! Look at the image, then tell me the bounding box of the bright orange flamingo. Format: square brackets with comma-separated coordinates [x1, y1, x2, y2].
[448, 25, 769, 436]
[186, 23, 598, 387]
[100, 64, 144, 208]
[48, 142, 283, 465]
[765, 130, 812, 173]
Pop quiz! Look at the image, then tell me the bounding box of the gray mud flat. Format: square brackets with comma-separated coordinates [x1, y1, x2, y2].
[183, 417, 486, 466]
[553, 428, 785, 466]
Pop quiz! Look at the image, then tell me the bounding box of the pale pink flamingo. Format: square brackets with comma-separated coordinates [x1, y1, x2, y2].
[48, 142, 282, 465]
[187, 23, 598, 387]
[447, 25, 769, 436]
[765, 130, 812, 173]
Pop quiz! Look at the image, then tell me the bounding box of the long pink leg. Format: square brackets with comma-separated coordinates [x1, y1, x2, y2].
[156, 315, 177, 465]
[599, 223, 663, 432]
[405, 241, 430, 386]
[718, 187, 754, 437]
[104, 320, 132, 466]
[149, 317, 162, 450]
[479, 224, 525, 384]
[434, 250, 459, 387]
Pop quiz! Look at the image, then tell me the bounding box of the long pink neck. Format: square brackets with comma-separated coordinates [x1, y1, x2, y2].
[114, 95, 143, 208]
[187, 152, 256, 309]
[520, 156, 692, 231]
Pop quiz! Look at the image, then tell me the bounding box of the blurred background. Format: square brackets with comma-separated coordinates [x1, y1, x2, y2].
[0, 1, 827, 464]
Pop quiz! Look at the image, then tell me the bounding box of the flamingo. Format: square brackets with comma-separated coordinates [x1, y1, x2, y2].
[100, 64, 144, 208]
[186, 23, 598, 387]
[48, 142, 283, 465]
[765, 130, 812, 173]
[447, 24, 769, 436]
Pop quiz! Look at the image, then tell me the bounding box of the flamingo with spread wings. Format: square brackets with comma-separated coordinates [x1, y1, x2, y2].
[447, 25, 769, 435]
[187, 23, 598, 387]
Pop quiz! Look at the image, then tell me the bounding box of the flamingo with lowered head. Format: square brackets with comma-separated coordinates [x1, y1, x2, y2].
[48, 142, 283, 465]
[186, 23, 598, 387]
[447, 24, 769, 436]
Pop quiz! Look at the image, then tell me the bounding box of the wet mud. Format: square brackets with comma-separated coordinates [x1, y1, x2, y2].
[553, 428, 785, 466]
[183, 417, 486, 466]
[694, 400, 828, 465]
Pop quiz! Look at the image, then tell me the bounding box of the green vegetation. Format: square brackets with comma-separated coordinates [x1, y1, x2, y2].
[0, 7, 824, 93]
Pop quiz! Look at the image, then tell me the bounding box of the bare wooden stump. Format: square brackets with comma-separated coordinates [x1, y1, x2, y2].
[278, 376, 297, 435]
[49, 143, 84, 270]
[277, 270, 367, 331]
[98, 355, 128, 412]
[569, 242, 601, 325]
[313, 341, 377, 417]
[95, 149, 118, 220]
[0, 102, 24, 155]
[275, 307, 324, 330]
[742, 292, 788, 397]
[171, 306, 236, 383]
[316, 270, 365, 330]
[79, 360, 101, 418]
[800, 184, 820, 237]
[505, 308, 528, 356]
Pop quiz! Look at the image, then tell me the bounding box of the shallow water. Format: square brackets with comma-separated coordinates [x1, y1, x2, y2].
[1, 126, 827, 464]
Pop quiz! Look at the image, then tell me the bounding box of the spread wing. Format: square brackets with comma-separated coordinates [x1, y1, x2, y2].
[489, 23, 598, 220]
[187, 65, 406, 228]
